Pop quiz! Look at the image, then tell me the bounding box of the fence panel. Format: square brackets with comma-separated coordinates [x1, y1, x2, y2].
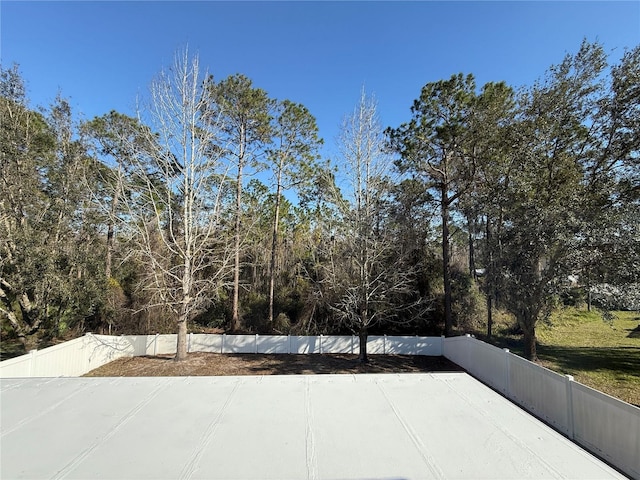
[322, 336, 354, 354]
[415, 336, 443, 356]
[441, 335, 468, 367]
[84, 335, 136, 372]
[508, 354, 570, 435]
[0, 335, 137, 378]
[118, 335, 151, 356]
[189, 334, 222, 353]
[29, 338, 88, 377]
[571, 381, 640, 479]
[290, 336, 320, 354]
[467, 340, 508, 393]
[222, 335, 256, 353]
[257, 335, 289, 354]
[151, 335, 176, 355]
[0, 353, 35, 377]
[443, 336, 570, 435]
[384, 336, 414, 354]
[367, 336, 386, 354]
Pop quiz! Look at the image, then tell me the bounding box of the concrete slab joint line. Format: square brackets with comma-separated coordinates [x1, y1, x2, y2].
[50, 378, 171, 480]
[0, 381, 91, 438]
[179, 378, 243, 479]
[375, 377, 445, 479]
[305, 376, 318, 480]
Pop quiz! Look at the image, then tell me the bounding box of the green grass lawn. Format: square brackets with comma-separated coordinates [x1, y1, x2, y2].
[477, 308, 640, 407]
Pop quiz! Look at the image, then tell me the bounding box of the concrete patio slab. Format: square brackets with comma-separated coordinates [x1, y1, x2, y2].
[0, 373, 626, 479]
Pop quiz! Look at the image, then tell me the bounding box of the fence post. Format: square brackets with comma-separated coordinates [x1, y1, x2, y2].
[319, 335, 323, 354]
[154, 333, 159, 356]
[565, 375, 575, 440]
[255, 334, 259, 354]
[383, 335, 387, 355]
[351, 335, 355, 354]
[188, 332, 193, 353]
[222, 334, 226, 354]
[441, 335, 445, 357]
[288, 334, 292, 354]
[503, 349, 511, 396]
[85, 333, 95, 373]
[28, 349, 37, 377]
[465, 334, 472, 371]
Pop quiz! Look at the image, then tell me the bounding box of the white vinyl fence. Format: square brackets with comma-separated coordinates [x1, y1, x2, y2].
[443, 334, 640, 480]
[0, 334, 137, 378]
[0, 333, 443, 377]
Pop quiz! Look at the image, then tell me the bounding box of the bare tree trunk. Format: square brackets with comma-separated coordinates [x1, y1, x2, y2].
[105, 178, 121, 280]
[268, 157, 284, 326]
[586, 268, 592, 312]
[468, 226, 476, 279]
[442, 189, 453, 336]
[485, 218, 493, 339]
[231, 136, 245, 332]
[231, 184, 241, 331]
[358, 326, 368, 363]
[486, 294, 493, 339]
[105, 224, 114, 280]
[175, 319, 188, 361]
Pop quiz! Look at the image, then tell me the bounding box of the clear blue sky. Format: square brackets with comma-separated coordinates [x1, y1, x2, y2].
[2, 1, 639, 160]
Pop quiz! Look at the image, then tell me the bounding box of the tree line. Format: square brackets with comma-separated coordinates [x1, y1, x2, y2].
[1, 41, 638, 361]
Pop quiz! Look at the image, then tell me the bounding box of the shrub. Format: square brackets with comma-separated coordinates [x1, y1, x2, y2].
[589, 283, 640, 311]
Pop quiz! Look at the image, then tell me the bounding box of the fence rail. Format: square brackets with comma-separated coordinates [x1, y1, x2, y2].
[1, 332, 638, 478]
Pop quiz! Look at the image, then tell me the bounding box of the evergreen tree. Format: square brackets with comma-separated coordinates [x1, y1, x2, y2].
[205, 74, 272, 332]
[387, 74, 477, 336]
[265, 100, 323, 326]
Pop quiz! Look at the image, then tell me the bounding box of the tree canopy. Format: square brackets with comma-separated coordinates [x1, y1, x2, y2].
[1, 40, 638, 361]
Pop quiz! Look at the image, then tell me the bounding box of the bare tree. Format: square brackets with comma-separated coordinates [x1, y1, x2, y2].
[325, 89, 426, 362]
[115, 49, 232, 360]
